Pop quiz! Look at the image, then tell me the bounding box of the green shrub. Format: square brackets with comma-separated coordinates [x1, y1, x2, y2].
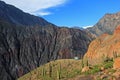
[90, 66, 100, 74]
[103, 61, 113, 69]
[108, 69, 116, 73]
[83, 65, 101, 75]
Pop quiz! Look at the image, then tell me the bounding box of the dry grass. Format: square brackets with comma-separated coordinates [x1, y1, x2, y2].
[18, 59, 82, 80]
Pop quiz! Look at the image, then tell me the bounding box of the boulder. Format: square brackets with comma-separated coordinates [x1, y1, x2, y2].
[113, 58, 120, 69]
[81, 66, 90, 72]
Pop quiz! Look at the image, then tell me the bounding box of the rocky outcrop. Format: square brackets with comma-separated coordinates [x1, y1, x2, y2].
[113, 57, 120, 69]
[0, 1, 92, 80]
[84, 25, 120, 64]
[86, 12, 120, 37]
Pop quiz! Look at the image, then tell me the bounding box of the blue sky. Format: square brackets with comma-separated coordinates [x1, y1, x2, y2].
[43, 0, 120, 27]
[3, 0, 120, 27]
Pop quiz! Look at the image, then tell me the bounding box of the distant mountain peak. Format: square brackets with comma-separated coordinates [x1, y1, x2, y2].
[86, 11, 120, 37]
[105, 11, 120, 17]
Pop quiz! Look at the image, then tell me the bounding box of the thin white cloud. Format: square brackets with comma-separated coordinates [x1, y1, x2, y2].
[33, 11, 52, 16]
[2, 0, 68, 16]
[82, 25, 93, 29]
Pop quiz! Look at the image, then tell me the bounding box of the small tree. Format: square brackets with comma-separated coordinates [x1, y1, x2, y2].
[57, 70, 60, 80]
[83, 58, 89, 66]
[57, 63, 61, 80]
[113, 51, 117, 60]
[101, 54, 106, 62]
[86, 59, 89, 66]
[81, 58, 84, 68]
[42, 66, 46, 77]
[48, 63, 52, 77]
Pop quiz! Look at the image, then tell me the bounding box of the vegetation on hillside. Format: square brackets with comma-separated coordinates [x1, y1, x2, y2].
[18, 57, 120, 80]
[18, 59, 82, 80]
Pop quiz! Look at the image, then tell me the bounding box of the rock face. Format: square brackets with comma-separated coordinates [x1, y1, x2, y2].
[0, 22, 92, 80]
[0, 1, 92, 80]
[84, 25, 120, 64]
[86, 12, 120, 37]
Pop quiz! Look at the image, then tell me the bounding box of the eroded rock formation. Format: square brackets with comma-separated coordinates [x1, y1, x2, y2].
[85, 25, 120, 64]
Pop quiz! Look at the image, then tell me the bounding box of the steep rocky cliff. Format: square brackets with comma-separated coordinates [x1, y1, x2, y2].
[0, 20, 92, 80]
[0, 1, 92, 80]
[84, 25, 120, 65]
[86, 12, 120, 37]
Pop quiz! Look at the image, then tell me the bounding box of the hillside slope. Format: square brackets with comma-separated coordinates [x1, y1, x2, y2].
[18, 58, 120, 80]
[18, 59, 84, 80]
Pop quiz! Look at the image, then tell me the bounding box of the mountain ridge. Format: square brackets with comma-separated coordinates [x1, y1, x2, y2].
[0, 1, 51, 26]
